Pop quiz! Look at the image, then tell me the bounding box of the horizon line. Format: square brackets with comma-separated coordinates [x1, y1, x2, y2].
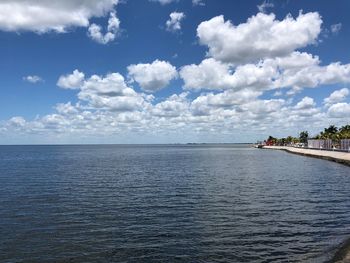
[0, 142, 254, 146]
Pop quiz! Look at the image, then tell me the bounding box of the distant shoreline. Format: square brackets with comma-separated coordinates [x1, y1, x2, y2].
[262, 146, 350, 167]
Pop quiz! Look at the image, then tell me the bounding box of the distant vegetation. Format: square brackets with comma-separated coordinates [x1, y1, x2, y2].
[265, 124, 350, 146]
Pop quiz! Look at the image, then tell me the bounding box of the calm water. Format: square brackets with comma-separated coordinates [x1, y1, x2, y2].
[1, 144, 350, 263]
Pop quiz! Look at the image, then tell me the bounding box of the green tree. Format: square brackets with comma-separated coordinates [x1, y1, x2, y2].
[292, 137, 300, 144]
[264, 124, 350, 147]
[286, 136, 293, 144]
[299, 131, 309, 144]
[324, 125, 338, 135]
[266, 136, 277, 145]
[339, 125, 350, 139]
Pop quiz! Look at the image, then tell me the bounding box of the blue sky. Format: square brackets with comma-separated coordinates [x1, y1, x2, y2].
[0, 0, 350, 144]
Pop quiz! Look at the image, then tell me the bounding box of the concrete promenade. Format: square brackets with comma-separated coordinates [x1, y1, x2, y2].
[263, 146, 350, 167]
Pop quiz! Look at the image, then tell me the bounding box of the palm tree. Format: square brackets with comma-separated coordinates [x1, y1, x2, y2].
[299, 131, 309, 144]
[324, 125, 338, 136]
[339, 125, 350, 139]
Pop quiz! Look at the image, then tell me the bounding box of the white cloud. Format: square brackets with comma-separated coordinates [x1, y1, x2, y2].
[331, 23, 342, 34]
[180, 58, 275, 91]
[2, 80, 343, 143]
[0, 0, 118, 33]
[324, 88, 349, 107]
[2, 8, 350, 143]
[197, 12, 322, 64]
[180, 58, 233, 90]
[78, 72, 151, 111]
[288, 101, 321, 119]
[149, 0, 177, 5]
[57, 70, 85, 89]
[58, 70, 154, 111]
[152, 93, 189, 117]
[180, 52, 350, 92]
[127, 60, 178, 92]
[294, 97, 316, 110]
[88, 11, 120, 44]
[328, 103, 350, 118]
[8, 116, 26, 128]
[192, 0, 205, 6]
[257, 1, 274, 13]
[166, 12, 185, 32]
[276, 61, 350, 90]
[238, 99, 286, 121]
[191, 89, 262, 116]
[55, 102, 79, 115]
[23, 75, 43, 83]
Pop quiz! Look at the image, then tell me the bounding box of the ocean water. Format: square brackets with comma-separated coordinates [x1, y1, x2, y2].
[0, 144, 350, 263]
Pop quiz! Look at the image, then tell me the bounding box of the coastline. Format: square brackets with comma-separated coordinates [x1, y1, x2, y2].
[329, 238, 350, 263]
[262, 146, 350, 167]
[263, 146, 350, 262]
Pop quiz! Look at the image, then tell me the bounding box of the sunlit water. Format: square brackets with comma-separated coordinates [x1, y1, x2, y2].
[0, 144, 350, 262]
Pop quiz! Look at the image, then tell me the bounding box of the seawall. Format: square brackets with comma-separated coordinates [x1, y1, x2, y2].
[263, 146, 350, 167]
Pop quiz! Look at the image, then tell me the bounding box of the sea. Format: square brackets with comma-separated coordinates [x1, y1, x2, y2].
[0, 144, 350, 262]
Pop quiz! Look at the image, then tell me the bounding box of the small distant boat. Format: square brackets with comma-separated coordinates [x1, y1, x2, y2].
[254, 144, 264, 149]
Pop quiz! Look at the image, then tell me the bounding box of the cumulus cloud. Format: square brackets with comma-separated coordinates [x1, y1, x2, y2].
[269, 52, 350, 92]
[6, 65, 290, 140]
[180, 58, 275, 91]
[166, 12, 185, 32]
[57, 70, 85, 89]
[0, 0, 118, 33]
[328, 103, 350, 118]
[180, 52, 350, 92]
[2, 9, 350, 143]
[23, 75, 43, 84]
[78, 72, 151, 111]
[197, 12, 322, 64]
[294, 97, 316, 110]
[1, 75, 340, 143]
[257, 1, 274, 13]
[191, 89, 262, 116]
[58, 70, 154, 111]
[180, 58, 232, 90]
[324, 88, 349, 107]
[8, 116, 26, 128]
[241, 99, 285, 115]
[152, 93, 189, 117]
[55, 102, 79, 115]
[276, 61, 350, 91]
[127, 60, 178, 92]
[88, 11, 120, 44]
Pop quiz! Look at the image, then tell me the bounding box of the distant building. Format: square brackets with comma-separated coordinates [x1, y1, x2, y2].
[307, 139, 332, 150]
[340, 139, 350, 151]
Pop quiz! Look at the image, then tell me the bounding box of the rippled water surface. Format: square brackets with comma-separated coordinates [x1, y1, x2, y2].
[1, 144, 350, 262]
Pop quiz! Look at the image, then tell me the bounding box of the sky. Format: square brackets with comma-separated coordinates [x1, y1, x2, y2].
[0, 0, 350, 144]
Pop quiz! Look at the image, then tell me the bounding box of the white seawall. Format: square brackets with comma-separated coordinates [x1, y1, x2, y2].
[263, 146, 350, 167]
